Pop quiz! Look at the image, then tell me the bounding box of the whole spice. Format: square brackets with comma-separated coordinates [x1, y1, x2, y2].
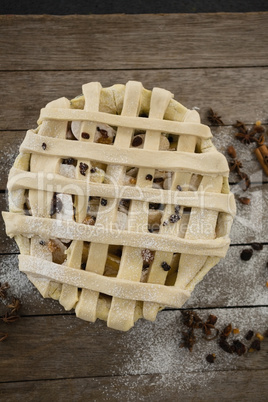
[180, 329, 196, 352]
[201, 315, 219, 340]
[90, 167, 96, 174]
[221, 324, 233, 339]
[145, 174, 153, 181]
[207, 108, 224, 125]
[181, 310, 202, 329]
[7, 298, 22, 314]
[0, 332, 8, 342]
[227, 146, 237, 159]
[41, 142, 47, 150]
[229, 159, 243, 173]
[238, 197, 250, 205]
[240, 248, 253, 261]
[255, 145, 268, 177]
[233, 120, 265, 145]
[0, 282, 10, 299]
[1, 312, 19, 324]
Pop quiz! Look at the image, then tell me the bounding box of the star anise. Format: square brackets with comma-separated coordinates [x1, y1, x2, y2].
[180, 329, 196, 352]
[207, 108, 224, 125]
[1, 312, 19, 324]
[229, 159, 243, 173]
[233, 120, 266, 145]
[181, 310, 202, 329]
[235, 132, 254, 145]
[8, 297, 22, 314]
[233, 120, 247, 134]
[201, 314, 219, 340]
[0, 282, 10, 299]
[0, 332, 8, 342]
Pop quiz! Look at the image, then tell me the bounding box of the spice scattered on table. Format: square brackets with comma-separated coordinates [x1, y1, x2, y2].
[207, 108, 224, 125]
[227, 145, 251, 191]
[233, 120, 265, 145]
[179, 311, 267, 362]
[238, 197, 250, 205]
[0, 282, 22, 341]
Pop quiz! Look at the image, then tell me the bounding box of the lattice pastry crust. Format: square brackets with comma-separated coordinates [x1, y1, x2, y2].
[3, 81, 236, 331]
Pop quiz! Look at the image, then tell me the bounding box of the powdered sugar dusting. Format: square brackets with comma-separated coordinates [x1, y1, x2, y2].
[99, 307, 268, 400]
[0, 254, 34, 299]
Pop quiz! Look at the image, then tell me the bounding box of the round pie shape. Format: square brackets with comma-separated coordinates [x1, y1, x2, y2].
[3, 81, 236, 331]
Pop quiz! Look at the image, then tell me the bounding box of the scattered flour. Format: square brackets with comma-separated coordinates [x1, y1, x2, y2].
[99, 307, 268, 401]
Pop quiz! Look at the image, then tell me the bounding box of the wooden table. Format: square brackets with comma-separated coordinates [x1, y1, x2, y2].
[0, 14, 267, 401]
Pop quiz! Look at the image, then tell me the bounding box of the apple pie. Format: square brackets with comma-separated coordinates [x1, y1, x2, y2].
[3, 81, 236, 331]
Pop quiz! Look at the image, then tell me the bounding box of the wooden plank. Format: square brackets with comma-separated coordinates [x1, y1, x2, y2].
[0, 14, 267, 71]
[1, 370, 268, 402]
[0, 68, 267, 131]
[0, 308, 267, 382]
[1, 126, 266, 190]
[0, 132, 23, 189]
[0, 245, 267, 315]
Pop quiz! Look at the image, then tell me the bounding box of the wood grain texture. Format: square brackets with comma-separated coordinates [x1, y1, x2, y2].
[0, 14, 267, 71]
[1, 370, 268, 402]
[0, 308, 267, 383]
[0, 245, 267, 315]
[0, 68, 268, 131]
[0, 13, 268, 400]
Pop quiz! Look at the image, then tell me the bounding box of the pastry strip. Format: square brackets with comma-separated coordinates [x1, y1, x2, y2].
[8, 167, 236, 216]
[108, 87, 173, 330]
[3, 212, 230, 257]
[19, 256, 191, 309]
[20, 131, 229, 176]
[39, 108, 212, 139]
[76, 81, 144, 322]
